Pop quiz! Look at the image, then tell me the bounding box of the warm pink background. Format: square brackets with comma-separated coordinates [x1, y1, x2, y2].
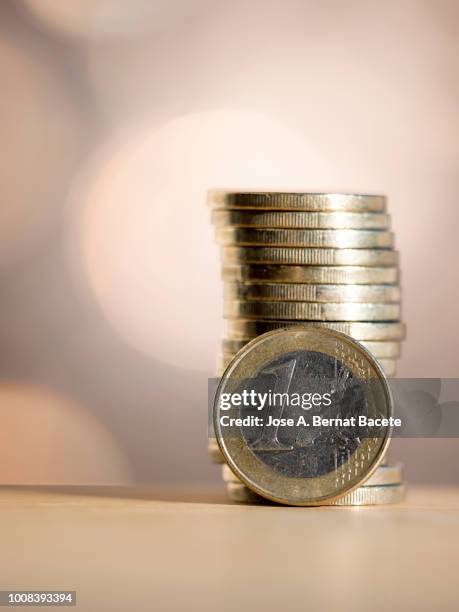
[0, 0, 458, 485]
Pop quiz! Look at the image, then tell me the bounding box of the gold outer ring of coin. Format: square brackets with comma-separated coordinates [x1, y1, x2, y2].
[224, 282, 401, 303]
[217, 227, 394, 249]
[212, 210, 391, 229]
[222, 264, 400, 285]
[226, 481, 406, 506]
[222, 246, 398, 266]
[224, 300, 401, 321]
[208, 191, 386, 212]
[213, 327, 393, 506]
[217, 353, 397, 377]
[222, 462, 402, 487]
[225, 320, 406, 341]
[222, 337, 401, 358]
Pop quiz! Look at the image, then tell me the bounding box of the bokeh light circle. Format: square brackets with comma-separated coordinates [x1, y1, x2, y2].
[0, 385, 131, 484]
[69, 109, 332, 371]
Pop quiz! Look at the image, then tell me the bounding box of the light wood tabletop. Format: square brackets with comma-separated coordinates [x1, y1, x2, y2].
[1, 485, 458, 611]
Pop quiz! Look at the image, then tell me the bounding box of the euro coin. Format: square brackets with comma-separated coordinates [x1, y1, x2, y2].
[226, 481, 405, 505]
[222, 462, 402, 487]
[224, 300, 401, 321]
[222, 246, 399, 266]
[224, 282, 401, 303]
[225, 320, 406, 340]
[212, 210, 391, 229]
[222, 338, 401, 358]
[214, 327, 393, 506]
[208, 191, 386, 212]
[218, 227, 394, 249]
[222, 264, 399, 285]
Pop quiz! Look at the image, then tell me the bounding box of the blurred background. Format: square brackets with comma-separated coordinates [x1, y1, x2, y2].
[0, 0, 458, 487]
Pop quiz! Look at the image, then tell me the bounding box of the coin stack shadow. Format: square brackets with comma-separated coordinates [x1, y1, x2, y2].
[208, 191, 406, 505]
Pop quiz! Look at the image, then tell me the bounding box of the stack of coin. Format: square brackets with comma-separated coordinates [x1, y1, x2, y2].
[208, 192, 406, 505]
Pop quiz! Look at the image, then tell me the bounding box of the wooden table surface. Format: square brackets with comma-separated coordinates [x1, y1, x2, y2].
[1, 485, 458, 611]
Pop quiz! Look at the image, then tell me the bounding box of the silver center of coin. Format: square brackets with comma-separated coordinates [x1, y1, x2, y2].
[238, 350, 367, 478]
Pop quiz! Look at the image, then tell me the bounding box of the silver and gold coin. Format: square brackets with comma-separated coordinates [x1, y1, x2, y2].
[226, 320, 406, 341]
[222, 264, 399, 285]
[212, 209, 391, 230]
[226, 481, 405, 505]
[222, 338, 401, 359]
[222, 462, 402, 487]
[218, 227, 394, 249]
[224, 300, 401, 321]
[214, 327, 393, 506]
[224, 282, 401, 303]
[208, 191, 386, 212]
[222, 246, 399, 266]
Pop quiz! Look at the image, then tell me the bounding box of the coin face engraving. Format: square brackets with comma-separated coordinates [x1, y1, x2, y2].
[214, 328, 392, 505]
[240, 350, 367, 478]
[249, 356, 297, 452]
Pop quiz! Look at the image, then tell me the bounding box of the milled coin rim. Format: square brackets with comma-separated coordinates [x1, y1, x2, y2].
[213, 327, 393, 506]
[223, 300, 402, 321]
[222, 264, 400, 284]
[212, 210, 391, 229]
[217, 227, 394, 249]
[208, 191, 386, 212]
[222, 246, 399, 266]
[223, 282, 401, 303]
